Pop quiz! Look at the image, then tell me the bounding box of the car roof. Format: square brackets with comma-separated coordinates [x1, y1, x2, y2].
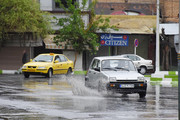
[39, 53, 64, 56]
[120, 54, 136, 56]
[93, 56, 131, 61]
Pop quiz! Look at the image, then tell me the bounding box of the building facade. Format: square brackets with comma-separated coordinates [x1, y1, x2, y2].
[0, 0, 179, 71]
[84, 0, 178, 71]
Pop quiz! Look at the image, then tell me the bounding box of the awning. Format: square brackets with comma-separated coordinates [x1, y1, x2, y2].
[43, 35, 73, 49]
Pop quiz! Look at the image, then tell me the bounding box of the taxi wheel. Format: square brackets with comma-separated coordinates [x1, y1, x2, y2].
[47, 69, 53, 78]
[24, 73, 30, 78]
[67, 68, 72, 75]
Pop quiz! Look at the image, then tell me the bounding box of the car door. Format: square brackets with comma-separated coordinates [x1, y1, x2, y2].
[53, 55, 62, 74]
[87, 59, 101, 89]
[128, 55, 141, 69]
[59, 55, 69, 74]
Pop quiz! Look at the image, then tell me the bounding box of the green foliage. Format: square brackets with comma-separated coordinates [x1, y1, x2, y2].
[54, 0, 117, 54]
[0, 0, 52, 38]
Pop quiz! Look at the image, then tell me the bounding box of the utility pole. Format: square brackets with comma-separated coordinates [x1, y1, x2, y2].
[174, 0, 180, 118]
[155, 0, 160, 73]
[178, 0, 180, 118]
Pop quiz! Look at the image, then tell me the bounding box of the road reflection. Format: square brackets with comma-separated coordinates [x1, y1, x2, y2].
[0, 75, 177, 119]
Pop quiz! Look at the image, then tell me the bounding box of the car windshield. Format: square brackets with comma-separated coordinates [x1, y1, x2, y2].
[33, 55, 53, 62]
[101, 59, 136, 71]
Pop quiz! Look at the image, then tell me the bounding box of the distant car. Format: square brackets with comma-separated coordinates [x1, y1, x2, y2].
[85, 56, 147, 98]
[119, 54, 153, 75]
[22, 53, 74, 78]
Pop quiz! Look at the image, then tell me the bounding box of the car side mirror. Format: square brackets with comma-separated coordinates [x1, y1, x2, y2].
[30, 59, 32, 62]
[54, 60, 59, 63]
[94, 67, 100, 72]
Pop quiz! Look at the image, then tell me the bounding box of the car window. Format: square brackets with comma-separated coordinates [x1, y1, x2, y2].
[127, 55, 136, 61]
[135, 56, 141, 61]
[126, 55, 138, 61]
[59, 55, 68, 62]
[33, 55, 53, 62]
[101, 59, 136, 71]
[91, 59, 100, 70]
[54, 55, 61, 62]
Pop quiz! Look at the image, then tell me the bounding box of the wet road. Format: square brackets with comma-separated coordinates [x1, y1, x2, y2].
[0, 74, 178, 120]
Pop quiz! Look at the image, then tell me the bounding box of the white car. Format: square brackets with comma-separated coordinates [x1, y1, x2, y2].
[85, 56, 147, 98]
[119, 54, 153, 75]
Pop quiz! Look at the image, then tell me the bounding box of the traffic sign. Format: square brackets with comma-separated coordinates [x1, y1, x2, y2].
[134, 39, 138, 47]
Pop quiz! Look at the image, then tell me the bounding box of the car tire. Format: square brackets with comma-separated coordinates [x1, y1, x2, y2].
[139, 92, 146, 98]
[67, 68, 72, 75]
[47, 69, 53, 78]
[98, 82, 102, 92]
[24, 73, 30, 78]
[139, 66, 147, 75]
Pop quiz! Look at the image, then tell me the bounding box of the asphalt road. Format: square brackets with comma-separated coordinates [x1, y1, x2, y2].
[0, 74, 178, 120]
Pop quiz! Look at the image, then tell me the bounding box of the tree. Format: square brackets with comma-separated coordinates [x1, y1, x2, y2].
[0, 0, 52, 42]
[54, 0, 117, 67]
[160, 28, 171, 71]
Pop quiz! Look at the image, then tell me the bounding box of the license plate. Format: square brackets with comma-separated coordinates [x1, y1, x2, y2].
[120, 84, 134, 88]
[28, 69, 35, 72]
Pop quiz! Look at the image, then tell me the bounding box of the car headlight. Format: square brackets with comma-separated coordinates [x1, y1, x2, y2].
[137, 76, 145, 82]
[22, 66, 27, 69]
[38, 66, 46, 69]
[109, 77, 116, 81]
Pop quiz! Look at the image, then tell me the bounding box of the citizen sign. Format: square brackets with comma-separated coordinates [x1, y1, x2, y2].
[100, 34, 129, 46]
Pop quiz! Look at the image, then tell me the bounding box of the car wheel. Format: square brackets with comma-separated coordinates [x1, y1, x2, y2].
[139, 92, 146, 98]
[67, 68, 72, 75]
[85, 77, 89, 87]
[139, 66, 147, 75]
[47, 69, 53, 78]
[98, 82, 102, 92]
[24, 73, 30, 78]
[98, 81, 107, 92]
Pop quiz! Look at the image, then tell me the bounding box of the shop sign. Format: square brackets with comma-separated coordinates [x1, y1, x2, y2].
[100, 33, 129, 46]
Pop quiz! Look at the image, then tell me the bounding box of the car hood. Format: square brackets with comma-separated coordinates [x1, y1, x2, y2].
[102, 71, 143, 80]
[24, 62, 52, 66]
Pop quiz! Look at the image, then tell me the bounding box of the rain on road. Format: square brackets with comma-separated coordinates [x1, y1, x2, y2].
[0, 74, 178, 120]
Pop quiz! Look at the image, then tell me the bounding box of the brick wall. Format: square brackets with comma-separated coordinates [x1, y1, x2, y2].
[160, 0, 179, 23]
[96, 0, 179, 23]
[97, 0, 156, 3]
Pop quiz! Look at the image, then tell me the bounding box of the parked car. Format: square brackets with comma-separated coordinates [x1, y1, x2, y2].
[119, 54, 153, 75]
[22, 53, 74, 78]
[85, 56, 147, 98]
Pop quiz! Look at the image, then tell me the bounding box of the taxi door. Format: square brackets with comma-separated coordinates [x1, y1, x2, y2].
[59, 55, 69, 74]
[53, 55, 62, 74]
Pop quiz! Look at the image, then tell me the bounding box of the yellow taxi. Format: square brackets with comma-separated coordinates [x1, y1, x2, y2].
[22, 53, 74, 78]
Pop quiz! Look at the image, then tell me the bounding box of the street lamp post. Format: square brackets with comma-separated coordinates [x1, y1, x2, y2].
[155, 0, 160, 73]
[174, 1, 180, 118]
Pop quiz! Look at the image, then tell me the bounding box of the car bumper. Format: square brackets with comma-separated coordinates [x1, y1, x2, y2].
[22, 69, 48, 74]
[107, 82, 147, 94]
[146, 65, 153, 70]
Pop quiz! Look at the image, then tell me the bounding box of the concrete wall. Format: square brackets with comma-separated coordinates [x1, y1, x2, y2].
[117, 34, 151, 59]
[0, 47, 30, 70]
[63, 51, 83, 71]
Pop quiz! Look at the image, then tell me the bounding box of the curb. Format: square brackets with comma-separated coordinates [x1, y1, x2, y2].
[0, 70, 21, 75]
[145, 71, 178, 87]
